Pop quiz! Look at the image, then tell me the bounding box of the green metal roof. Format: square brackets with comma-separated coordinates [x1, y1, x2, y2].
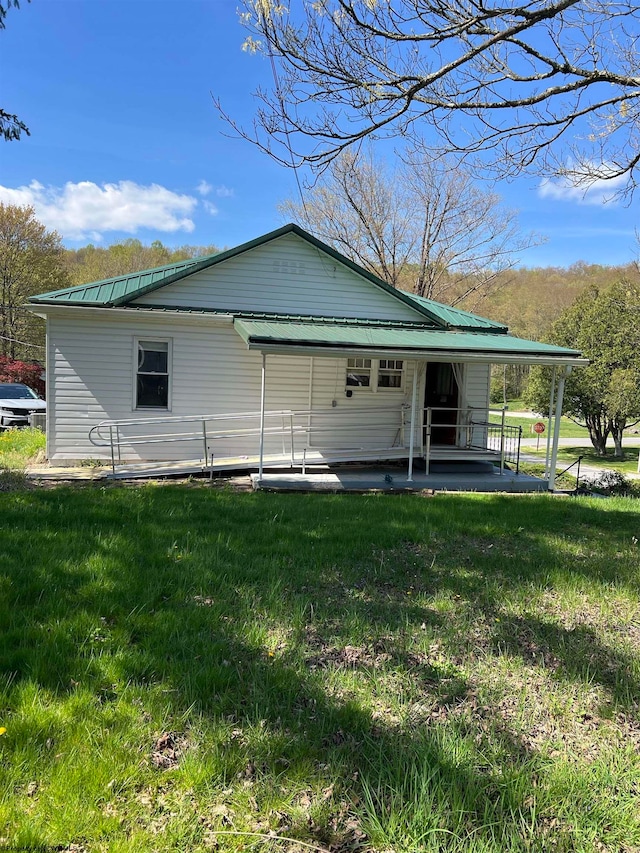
[29, 223, 505, 334]
[29, 255, 217, 306]
[234, 319, 585, 365]
[30, 224, 432, 320]
[401, 293, 507, 332]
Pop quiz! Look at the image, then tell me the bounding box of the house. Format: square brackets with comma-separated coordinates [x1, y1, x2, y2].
[29, 223, 586, 489]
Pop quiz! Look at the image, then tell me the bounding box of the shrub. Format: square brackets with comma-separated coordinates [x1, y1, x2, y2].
[0, 356, 45, 397]
[580, 469, 638, 497]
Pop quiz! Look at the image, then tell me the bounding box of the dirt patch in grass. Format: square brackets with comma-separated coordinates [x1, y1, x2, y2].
[150, 731, 189, 770]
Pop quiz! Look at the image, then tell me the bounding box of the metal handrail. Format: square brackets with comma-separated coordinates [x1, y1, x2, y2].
[89, 406, 406, 474]
[557, 455, 584, 493]
[423, 407, 522, 475]
[89, 404, 521, 476]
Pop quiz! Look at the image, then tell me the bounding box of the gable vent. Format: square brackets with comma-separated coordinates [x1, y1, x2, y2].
[273, 259, 306, 276]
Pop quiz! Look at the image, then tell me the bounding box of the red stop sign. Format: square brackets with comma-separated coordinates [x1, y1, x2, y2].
[533, 421, 546, 434]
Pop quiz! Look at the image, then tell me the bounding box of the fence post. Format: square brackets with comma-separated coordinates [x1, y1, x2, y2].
[202, 420, 208, 471]
[407, 362, 418, 482]
[290, 412, 295, 468]
[258, 353, 266, 481]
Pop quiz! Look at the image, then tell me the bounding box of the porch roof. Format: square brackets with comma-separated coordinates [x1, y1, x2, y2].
[234, 318, 586, 366]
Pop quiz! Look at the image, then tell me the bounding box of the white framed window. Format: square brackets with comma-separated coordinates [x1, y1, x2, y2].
[135, 338, 172, 410]
[346, 357, 372, 387]
[346, 358, 404, 392]
[378, 359, 404, 389]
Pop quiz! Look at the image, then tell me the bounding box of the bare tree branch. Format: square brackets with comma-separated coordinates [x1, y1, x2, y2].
[1, 0, 30, 141]
[226, 1, 640, 194]
[279, 145, 540, 305]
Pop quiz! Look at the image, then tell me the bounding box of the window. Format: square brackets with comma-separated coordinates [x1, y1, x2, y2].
[346, 358, 404, 391]
[136, 339, 170, 409]
[346, 357, 372, 387]
[378, 359, 403, 389]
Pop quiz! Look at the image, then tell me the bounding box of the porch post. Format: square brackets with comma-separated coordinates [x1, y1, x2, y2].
[549, 366, 570, 491]
[258, 352, 267, 481]
[407, 360, 419, 482]
[544, 367, 557, 479]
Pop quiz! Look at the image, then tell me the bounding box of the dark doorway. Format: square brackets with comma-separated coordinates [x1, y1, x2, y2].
[424, 363, 459, 445]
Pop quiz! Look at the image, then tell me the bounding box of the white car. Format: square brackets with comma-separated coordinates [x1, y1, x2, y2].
[0, 383, 46, 428]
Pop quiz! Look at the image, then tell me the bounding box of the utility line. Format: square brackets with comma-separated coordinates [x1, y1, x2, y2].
[0, 333, 45, 350]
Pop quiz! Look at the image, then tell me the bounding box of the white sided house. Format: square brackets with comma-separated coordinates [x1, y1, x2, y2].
[29, 224, 586, 490]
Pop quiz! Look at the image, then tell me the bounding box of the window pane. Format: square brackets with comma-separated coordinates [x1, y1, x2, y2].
[378, 373, 402, 388]
[346, 372, 371, 387]
[138, 341, 168, 373]
[137, 374, 168, 407]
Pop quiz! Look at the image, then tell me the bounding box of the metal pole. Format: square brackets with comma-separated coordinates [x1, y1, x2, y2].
[258, 352, 266, 481]
[407, 361, 418, 482]
[202, 420, 208, 470]
[425, 407, 432, 474]
[549, 367, 570, 491]
[499, 406, 506, 475]
[110, 425, 115, 474]
[290, 412, 294, 467]
[545, 367, 556, 478]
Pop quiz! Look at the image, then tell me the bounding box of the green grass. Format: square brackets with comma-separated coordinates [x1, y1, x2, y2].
[503, 413, 595, 441]
[0, 427, 46, 470]
[1, 484, 639, 852]
[526, 445, 640, 474]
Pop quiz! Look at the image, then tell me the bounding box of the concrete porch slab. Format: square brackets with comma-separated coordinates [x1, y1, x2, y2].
[251, 466, 548, 494]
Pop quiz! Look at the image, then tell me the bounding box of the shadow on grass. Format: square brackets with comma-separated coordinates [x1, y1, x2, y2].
[0, 485, 638, 850]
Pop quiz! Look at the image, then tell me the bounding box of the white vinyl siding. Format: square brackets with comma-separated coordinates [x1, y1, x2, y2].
[46, 313, 311, 463]
[465, 363, 491, 447]
[308, 357, 415, 451]
[133, 233, 424, 323]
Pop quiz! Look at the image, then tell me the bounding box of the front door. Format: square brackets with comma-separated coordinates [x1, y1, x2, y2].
[424, 363, 459, 445]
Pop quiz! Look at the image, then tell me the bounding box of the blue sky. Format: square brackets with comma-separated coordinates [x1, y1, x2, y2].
[1, 0, 637, 268]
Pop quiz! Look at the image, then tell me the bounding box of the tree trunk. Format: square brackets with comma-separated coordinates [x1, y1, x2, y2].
[610, 420, 626, 458]
[585, 414, 609, 456]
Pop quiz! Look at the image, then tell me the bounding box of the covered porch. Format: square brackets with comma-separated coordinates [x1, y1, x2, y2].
[238, 316, 585, 492]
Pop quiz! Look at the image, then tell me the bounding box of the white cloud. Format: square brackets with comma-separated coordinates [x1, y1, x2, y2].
[215, 185, 234, 198]
[0, 179, 199, 240]
[196, 180, 212, 196]
[203, 200, 218, 216]
[538, 172, 627, 206]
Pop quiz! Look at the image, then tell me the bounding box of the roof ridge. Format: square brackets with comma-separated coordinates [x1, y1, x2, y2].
[29, 225, 497, 333]
[29, 224, 437, 323]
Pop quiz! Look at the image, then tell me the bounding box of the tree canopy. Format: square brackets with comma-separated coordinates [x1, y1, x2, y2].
[63, 239, 220, 287]
[234, 1, 640, 194]
[0, 204, 69, 360]
[525, 279, 640, 456]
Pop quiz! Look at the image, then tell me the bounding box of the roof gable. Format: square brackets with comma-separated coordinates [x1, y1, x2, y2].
[29, 223, 505, 333]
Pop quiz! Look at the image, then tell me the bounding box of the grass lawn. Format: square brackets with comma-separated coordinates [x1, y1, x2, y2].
[502, 414, 595, 441]
[1, 484, 639, 852]
[525, 445, 640, 475]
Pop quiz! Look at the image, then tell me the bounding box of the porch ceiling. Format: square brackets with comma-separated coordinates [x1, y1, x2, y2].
[234, 318, 587, 367]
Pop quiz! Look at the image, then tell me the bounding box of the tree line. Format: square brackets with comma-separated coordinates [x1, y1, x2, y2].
[0, 203, 219, 361]
[1, 201, 638, 456]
